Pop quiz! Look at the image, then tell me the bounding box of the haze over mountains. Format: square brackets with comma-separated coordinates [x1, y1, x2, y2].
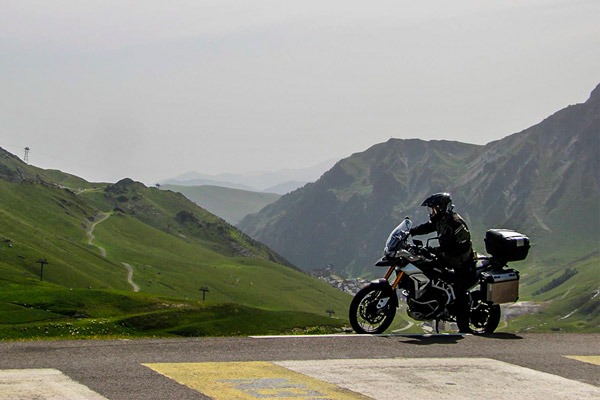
[162, 159, 337, 194]
[158, 160, 337, 225]
[160, 184, 281, 225]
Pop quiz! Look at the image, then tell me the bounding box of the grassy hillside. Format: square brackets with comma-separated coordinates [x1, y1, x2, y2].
[0, 284, 347, 340]
[0, 150, 351, 339]
[161, 184, 280, 225]
[503, 255, 599, 332]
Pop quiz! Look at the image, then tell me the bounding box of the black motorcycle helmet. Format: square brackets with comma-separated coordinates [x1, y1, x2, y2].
[421, 192, 453, 221]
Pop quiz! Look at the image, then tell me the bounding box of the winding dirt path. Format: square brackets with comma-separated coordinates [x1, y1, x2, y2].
[86, 212, 110, 257]
[122, 263, 141, 292]
[85, 212, 140, 292]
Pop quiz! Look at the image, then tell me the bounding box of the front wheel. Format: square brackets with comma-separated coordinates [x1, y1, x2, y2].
[457, 290, 501, 334]
[349, 283, 398, 334]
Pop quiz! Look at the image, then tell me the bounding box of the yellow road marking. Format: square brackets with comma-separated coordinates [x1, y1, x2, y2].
[564, 356, 600, 366]
[143, 361, 370, 399]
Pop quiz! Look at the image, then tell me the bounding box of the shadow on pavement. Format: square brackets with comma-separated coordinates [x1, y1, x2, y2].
[478, 332, 524, 340]
[391, 331, 523, 345]
[396, 334, 465, 345]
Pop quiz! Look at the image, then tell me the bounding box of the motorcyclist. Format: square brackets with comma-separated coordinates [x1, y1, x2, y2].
[409, 192, 475, 332]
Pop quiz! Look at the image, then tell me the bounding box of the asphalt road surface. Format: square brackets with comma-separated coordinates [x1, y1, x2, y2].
[0, 333, 598, 399]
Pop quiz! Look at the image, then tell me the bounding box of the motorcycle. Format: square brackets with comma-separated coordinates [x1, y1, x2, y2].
[349, 217, 529, 334]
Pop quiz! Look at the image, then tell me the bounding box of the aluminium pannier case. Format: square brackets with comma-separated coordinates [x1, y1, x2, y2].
[481, 269, 520, 304]
[484, 229, 530, 261]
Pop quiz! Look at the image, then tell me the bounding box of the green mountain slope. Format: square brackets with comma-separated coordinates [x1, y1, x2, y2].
[0, 151, 351, 339]
[161, 184, 280, 225]
[239, 84, 600, 332]
[239, 139, 484, 275]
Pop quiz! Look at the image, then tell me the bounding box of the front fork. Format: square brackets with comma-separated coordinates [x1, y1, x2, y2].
[383, 266, 404, 290]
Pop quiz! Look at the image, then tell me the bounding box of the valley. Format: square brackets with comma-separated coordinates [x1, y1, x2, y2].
[1, 83, 598, 337]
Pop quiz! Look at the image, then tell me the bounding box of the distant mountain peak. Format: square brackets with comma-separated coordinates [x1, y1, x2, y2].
[162, 160, 337, 193]
[588, 82, 600, 103]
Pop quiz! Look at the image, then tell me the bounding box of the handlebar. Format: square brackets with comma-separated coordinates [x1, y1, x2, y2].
[400, 242, 438, 261]
[414, 245, 429, 257]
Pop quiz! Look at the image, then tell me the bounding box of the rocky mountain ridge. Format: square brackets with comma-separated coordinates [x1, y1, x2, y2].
[239, 84, 600, 278]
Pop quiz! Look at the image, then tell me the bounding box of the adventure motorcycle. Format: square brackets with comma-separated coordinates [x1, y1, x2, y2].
[349, 217, 529, 334]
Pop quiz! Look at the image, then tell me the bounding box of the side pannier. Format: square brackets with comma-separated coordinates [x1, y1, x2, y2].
[484, 229, 530, 261]
[480, 269, 520, 304]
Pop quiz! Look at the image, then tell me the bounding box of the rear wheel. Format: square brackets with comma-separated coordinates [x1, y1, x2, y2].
[457, 290, 501, 334]
[349, 283, 398, 334]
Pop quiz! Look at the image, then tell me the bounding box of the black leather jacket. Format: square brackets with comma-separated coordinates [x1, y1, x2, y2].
[410, 212, 475, 270]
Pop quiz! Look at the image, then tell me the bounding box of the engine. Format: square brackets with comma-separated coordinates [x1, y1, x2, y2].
[405, 274, 454, 321]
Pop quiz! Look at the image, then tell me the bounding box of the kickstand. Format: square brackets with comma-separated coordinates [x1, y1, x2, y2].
[434, 319, 440, 334]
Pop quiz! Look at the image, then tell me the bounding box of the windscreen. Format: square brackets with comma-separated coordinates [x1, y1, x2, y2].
[384, 218, 412, 254]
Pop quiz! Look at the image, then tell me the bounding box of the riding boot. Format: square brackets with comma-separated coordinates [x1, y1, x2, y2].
[455, 293, 472, 333]
[453, 269, 473, 333]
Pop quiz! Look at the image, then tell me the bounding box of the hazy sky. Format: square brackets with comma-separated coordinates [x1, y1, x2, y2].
[1, 1, 599, 185]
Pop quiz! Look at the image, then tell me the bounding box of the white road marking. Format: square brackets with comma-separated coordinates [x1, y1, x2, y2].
[0, 369, 107, 400]
[250, 334, 364, 338]
[276, 358, 600, 400]
[250, 333, 463, 339]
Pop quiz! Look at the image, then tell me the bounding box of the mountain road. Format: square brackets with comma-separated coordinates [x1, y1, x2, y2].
[0, 333, 598, 399]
